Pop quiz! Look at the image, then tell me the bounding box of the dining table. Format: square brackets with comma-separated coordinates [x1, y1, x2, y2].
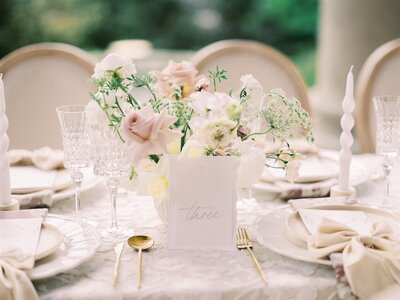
[31, 153, 400, 300]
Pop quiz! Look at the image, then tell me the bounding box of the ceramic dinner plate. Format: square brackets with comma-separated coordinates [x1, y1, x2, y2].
[29, 214, 101, 280]
[254, 204, 400, 265]
[35, 223, 64, 260]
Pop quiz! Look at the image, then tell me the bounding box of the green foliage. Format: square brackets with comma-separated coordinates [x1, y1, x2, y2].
[208, 66, 228, 92]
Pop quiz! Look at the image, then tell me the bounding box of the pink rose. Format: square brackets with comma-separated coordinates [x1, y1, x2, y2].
[152, 60, 203, 100]
[120, 105, 182, 163]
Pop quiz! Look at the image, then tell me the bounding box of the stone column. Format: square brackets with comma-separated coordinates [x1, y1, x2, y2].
[311, 0, 400, 151]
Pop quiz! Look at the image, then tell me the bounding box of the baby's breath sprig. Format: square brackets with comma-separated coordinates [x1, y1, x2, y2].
[208, 66, 228, 92]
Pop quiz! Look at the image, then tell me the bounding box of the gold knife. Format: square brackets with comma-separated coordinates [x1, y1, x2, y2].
[112, 242, 125, 286]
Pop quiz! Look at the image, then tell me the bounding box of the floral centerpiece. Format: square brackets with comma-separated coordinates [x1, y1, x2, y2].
[87, 54, 313, 223]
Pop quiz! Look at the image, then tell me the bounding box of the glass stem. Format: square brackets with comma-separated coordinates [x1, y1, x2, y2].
[71, 168, 83, 216]
[107, 177, 120, 232]
[383, 165, 392, 207]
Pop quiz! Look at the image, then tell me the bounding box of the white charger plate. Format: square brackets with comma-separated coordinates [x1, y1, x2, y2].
[253, 149, 369, 197]
[254, 204, 400, 265]
[29, 214, 101, 280]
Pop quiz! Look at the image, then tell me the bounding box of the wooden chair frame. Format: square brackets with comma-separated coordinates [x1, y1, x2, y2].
[191, 39, 311, 114]
[355, 38, 400, 153]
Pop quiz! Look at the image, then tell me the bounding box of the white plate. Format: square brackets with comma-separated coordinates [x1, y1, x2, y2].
[35, 223, 63, 260]
[254, 205, 331, 265]
[29, 214, 101, 280]
[254, 204, 400, 265]
[254, 149, 369, 197]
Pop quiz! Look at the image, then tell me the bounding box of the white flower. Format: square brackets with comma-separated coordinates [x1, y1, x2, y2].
[240, 74, 265, 105]
[197, 119, 237, 150]
[237, 140, 265, 188]
[240, 74, 265, 129]
[195, 77, 210, 91]
[286, 159, 302, 183]
[92, 53, 136, 80]
[190, 91, 239, 120]
[181, 138, 204, 157]
[85, 101, 108, 126]
[123, 157, 169, 199]
[225, 102, 242, 120]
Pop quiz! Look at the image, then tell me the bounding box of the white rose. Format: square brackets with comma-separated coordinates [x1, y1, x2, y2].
[92, 53, 137, 80]
[85, 101, 108, 126]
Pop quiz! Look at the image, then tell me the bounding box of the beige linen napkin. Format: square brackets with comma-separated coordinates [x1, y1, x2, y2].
[9, 147, 64, 171]
[0, 248, 39, 300]
[308, 218, 400, 299]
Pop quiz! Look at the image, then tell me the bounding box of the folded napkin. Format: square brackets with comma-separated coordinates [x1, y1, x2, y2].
[308, 218, 400, 299]
[0, 248, 39, 300]
[9, 147, 64, 171]
[0, 209, 47, 300]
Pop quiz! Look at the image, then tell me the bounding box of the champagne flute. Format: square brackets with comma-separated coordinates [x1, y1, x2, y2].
[90, 124, 132, 241]
[56, 105, 90, 218]
[373, 96, 400, 208]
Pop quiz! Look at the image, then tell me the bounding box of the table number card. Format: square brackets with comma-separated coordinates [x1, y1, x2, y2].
[167, 156, 239, 250]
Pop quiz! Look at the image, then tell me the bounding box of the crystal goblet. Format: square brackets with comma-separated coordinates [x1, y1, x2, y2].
[90, 125, 132, 241]
[373, 96, 400, 208]
[56, 105, 90, 218]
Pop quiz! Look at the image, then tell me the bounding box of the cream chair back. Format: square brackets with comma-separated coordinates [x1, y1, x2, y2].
[356, 38, 400, 153]
[191, 40, 311, 114]
[0, 43, 96, 150]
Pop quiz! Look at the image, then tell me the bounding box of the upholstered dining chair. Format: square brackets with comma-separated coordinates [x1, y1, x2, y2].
[0, 42, 96, 150]
[355, 38, 400, 153]
[191, 39, 311, 114]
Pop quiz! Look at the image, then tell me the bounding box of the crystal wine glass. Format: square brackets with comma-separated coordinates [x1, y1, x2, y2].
[56, 105, 90, 218]
[373, 96, 400, 208]
[90, 124, 132, 241]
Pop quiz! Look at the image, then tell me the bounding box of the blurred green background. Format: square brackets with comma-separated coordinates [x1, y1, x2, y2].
[0, 0, 318, 85]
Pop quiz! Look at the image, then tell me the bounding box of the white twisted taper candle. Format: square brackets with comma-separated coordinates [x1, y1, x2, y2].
[331, 66, 356, 198]
[0, 74, 19, 210]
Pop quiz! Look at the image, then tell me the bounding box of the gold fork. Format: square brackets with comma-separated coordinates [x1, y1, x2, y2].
[237, 227, 268, 285]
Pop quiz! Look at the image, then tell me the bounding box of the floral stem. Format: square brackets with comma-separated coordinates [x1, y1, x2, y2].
[115, 99, 126, 117]
[180, 109, 193, 150]
[242, 129, 271, 140]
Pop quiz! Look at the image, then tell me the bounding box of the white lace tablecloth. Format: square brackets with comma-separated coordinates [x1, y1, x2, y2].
[33, 154, 400, 300]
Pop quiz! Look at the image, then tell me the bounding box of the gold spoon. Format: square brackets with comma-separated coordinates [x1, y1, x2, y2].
[127, 235, 154, 289]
